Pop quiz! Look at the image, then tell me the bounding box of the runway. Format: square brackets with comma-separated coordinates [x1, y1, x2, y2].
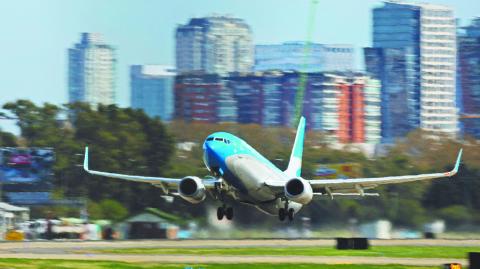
[0, 239, 477, 266]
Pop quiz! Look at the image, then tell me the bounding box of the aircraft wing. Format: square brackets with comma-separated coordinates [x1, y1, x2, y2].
[266, 149, 463, 196]
[83, 147, 219, 192]
[308, 149, 462, 193]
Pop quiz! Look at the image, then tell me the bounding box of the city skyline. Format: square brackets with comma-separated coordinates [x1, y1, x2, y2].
[0, 0, 478, 111]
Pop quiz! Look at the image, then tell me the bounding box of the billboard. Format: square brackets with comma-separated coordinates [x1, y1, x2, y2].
[0, 148, 54, 205]
[0, 148, 54, 183]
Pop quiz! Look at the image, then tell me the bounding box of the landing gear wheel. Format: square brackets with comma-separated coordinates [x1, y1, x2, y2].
[217, 206, 225, 220]
[288, 208, 295, 221]
[225, 207, 234, 220]
[278, 208, 286, 221]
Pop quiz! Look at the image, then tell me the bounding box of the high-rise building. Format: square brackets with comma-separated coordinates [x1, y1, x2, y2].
[175, 16, 253, 75]
[363, 78, 382, 144]
[227, 73, 264, 124]
[255, 42, 355, 72]
[368, 1, 457, 139]
[303, 73, 342, 134]
[68, 33, 116, 106]
[130, 65, 175, 121]
[303, 73, 381, 144]
[174, 74, 237, 123]
[458, 17, 480, 138]
[364, 47, 416, 142]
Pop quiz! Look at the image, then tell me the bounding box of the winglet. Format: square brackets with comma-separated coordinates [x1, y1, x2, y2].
[285, 116, 306, 178]
[83, 146, 89, 172]
[452, 148, 463, 175]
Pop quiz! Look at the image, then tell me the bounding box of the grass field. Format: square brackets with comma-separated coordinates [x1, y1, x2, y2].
[84, 245, 478, 259]
[0, 259, 437, 269]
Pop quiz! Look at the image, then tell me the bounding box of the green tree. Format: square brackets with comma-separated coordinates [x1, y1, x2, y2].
[4, 100, 176, 217]
[437, 205, 473, 226]
[3, 100, 62, 146]
[98, 199, 129, 222]
[0, 129, 16, 146]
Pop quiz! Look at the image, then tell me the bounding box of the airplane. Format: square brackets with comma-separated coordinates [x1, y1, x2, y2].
[83, 116, 463, 221]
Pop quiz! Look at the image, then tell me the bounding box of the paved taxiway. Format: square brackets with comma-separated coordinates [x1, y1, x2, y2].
[0, 239, 478, 266]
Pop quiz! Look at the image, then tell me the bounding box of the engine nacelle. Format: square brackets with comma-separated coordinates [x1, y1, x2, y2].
[284, 178, 313, 205]
[178, 176, 206, 204]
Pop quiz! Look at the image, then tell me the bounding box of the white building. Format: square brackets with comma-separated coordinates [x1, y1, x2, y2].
[176, 16, 254, 75]
[418, 3, 458, 135]
[130, 65, 175, 121]
[68, 33, 116, 106]
[363, 77, 382, 144]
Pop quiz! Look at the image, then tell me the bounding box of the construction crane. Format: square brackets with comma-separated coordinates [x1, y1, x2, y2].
[293, 0, 319, 127]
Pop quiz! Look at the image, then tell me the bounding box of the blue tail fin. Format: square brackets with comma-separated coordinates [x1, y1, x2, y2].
[285, 116, 306, 178]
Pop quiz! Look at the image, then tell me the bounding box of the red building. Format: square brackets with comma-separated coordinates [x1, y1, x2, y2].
[337, 83, 351, 144]
[336, 78, 366, 144]
[351, 83, 365, 143]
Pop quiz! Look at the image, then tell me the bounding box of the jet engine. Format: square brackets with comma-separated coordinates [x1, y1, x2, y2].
[284, 178, 313, 205]
[178, 176, 206, 204]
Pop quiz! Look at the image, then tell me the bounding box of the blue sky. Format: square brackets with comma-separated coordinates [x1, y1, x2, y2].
[0, 0, 478, 114]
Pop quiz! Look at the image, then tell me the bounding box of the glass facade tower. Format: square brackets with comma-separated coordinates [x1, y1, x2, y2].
[68, 33, 116, 106]
[364, 47, 416, 142]
[458, 18, 480, 138]
[130, 65, 175, 121]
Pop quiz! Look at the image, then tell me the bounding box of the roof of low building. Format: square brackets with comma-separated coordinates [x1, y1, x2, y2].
[0, 202, 29, 212]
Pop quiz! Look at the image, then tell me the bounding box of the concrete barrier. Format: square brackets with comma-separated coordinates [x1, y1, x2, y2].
[469, 252, 480, 269]
[335, 238, 369, 250]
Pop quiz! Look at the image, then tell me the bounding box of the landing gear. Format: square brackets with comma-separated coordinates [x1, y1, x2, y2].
[288, 208, 295, 221]
[225, 207, 234, 220]
[278, 199, 295, 222]
[217, 206, 224, 220]
[217, 205, 233, 221]
[278, 208, 286, 221]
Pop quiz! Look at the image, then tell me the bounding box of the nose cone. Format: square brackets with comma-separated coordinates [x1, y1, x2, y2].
[203, 141, 219, 168]
[203, 140, 216, 155]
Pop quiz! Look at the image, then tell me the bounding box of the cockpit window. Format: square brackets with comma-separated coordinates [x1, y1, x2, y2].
[208, 137, 231, 144]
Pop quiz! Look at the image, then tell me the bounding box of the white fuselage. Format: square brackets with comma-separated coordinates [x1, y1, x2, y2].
[224, 154, 302, 215]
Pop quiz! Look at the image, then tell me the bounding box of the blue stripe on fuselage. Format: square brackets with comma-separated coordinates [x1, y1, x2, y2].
[203, 132, 282, 192]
